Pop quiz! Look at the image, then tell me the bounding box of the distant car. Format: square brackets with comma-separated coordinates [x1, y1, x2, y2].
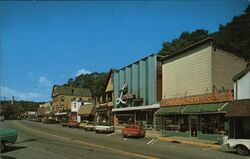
[45, 119, 59, 124]
[78, 120, 89, 129]
[0, 129, 18, 152]
[226, 139, 250, 156]
[94, 122, 114, 133]
[122, 125, 145, 138]
[83, 122, 96, 131]
[67, 121, 80, 128]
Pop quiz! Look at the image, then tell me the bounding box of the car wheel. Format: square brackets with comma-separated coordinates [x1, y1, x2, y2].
[236, 145, 249, 156]
[0, 142, 5, 153]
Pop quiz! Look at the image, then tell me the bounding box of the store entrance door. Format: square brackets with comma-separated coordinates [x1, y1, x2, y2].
[189, 116, 198, 137]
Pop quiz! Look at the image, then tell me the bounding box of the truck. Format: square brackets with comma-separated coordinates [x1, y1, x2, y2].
[0, 129, 18, 152]
[226, 139, 250, 156]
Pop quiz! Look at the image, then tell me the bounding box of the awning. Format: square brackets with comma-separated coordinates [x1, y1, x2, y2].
[112, 103, 160, 112]
[156, 103, 228, 115]
[55, 112, 68, 116]
[226, 99, 250, 117]
[78, 104, 95, 115]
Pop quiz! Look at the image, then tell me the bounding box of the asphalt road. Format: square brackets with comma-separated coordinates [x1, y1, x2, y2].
[0, 120, 249, 159]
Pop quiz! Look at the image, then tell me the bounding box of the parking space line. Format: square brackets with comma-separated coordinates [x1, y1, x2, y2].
[107, 133, 116, 137]
[150, 139, 158, 145]
[147, 139, 156, 145]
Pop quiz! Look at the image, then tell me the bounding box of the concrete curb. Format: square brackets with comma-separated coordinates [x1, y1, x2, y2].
[158, 137, 221, 149]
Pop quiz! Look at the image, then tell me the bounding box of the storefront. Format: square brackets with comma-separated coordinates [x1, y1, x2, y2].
[113, 54, 162, 128]
[158, 91, 233, 141]
[77, 104, 96, 122]
[226, 99, 250, 139]
[54, 110, 70, 122]
[113, 104, 160, 128]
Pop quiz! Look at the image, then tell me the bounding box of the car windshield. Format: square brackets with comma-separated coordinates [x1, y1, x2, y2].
[98, 122, 111, 126]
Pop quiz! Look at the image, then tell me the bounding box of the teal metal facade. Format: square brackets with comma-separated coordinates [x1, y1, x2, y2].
[114, 54, 158, 108]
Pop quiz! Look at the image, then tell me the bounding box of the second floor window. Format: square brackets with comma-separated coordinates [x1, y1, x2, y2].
[108, 92, 112, 102]
[61, 96, 64, 102]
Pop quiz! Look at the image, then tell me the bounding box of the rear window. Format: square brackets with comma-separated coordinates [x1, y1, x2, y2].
[125, 125, 139, 129]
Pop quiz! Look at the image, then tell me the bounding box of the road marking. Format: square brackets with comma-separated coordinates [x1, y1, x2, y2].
[14, 121, 158, 159]
[147, 139, 155, 145]
[150, 139, 158, 145]
[107, 133, 116, 137]
[123, 138, 127, 141]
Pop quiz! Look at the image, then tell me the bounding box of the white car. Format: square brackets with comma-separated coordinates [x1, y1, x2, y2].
[226, 139, 250, 156]
[94, 123, 114, 133]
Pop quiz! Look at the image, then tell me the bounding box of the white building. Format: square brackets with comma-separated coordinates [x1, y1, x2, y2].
[71, 99, 92, 122]
[233, 66, 250, 100]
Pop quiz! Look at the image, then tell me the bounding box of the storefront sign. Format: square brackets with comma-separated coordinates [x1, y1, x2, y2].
[116, 83, 136, 105]
[161, 91, 233, 106]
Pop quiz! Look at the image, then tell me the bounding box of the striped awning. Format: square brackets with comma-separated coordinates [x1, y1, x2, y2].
[156, 103, 228, 115]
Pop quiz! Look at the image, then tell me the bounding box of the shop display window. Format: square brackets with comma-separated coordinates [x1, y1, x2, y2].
[201, 114, 226, 134]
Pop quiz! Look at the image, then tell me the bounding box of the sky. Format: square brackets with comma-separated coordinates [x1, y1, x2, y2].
[0, 1, 249, 102]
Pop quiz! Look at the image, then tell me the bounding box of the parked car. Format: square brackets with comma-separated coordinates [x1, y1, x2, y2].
[226, 139, 250, 156]
[94, 122, 114, 133]
[78, 120, 89, 129]
[83, 122, 96, 131]
[0, 129, 18, 152]
[122, 124, 145, 138]
[68, 121, 80, 128]
[45, 119, 59, 124]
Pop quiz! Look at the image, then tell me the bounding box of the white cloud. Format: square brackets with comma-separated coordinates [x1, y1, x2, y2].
[0, 85, 41, 101]
[38, 76, 52, 87]
[76, 68, 91, 76]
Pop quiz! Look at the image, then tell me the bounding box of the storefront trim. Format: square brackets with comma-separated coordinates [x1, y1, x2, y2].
[112, 103, 160, 112]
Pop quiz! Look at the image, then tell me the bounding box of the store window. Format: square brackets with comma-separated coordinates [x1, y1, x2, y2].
[163, 115, 188, 132]
[235, 117, 250, 139]
[116, 114, 134, 125]
[201, 114, 226, 134]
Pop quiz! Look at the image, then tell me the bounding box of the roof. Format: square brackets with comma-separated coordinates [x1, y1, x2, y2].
[226, 99, 250, 117]
[77, 104, 95, 115]
[51, 85, 92, 98]
[103, 69, 118, 92]
[119, 54, 163, 71]
[160, 37, 213, 62]
[232, 66, 250, 81]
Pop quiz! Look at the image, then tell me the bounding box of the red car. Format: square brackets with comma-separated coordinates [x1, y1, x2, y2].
[65, 121, 80, 128]
[122, 125, 146, 138]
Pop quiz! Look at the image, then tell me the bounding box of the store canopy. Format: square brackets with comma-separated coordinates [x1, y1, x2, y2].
[78, 104, 95, 115]
[156, 103, 228, 115]
[112, 103, 160, 112]
[226, 99, 250, 117]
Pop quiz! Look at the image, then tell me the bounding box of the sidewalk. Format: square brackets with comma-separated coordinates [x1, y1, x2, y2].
[158, 136, 221, 149]
[115, 127, 221, 149]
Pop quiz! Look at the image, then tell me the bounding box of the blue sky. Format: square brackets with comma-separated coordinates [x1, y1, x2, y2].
[0, 1, 249, 102]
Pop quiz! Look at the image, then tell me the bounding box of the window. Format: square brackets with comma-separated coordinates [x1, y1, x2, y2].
[107, 92, 112, 102]
[163, 115, 188, 132]
[61, 96, 64, 102]
[201, 114, 226, 134]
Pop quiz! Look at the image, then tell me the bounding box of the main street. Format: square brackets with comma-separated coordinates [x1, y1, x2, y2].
[0, 120, 249, 159]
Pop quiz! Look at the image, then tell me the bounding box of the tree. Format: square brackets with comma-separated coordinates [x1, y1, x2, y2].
[158, 5, 250, 61]
[158, 29, 209, 56]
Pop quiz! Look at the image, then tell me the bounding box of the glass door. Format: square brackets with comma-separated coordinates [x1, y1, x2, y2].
[189, 116, 198, 137]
